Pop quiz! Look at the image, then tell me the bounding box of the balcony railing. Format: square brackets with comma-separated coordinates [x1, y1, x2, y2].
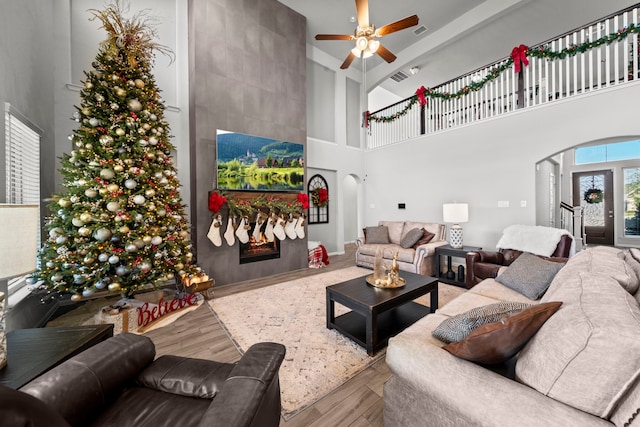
[367, 5, 640, 150]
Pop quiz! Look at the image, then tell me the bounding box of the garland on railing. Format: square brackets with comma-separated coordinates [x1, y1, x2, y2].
[367, 23, 640, 126]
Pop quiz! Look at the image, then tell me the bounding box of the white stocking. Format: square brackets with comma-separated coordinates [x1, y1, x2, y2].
[235, 216, 250, 244]
[264, 214, 275, 242]
[224, 216, 236, 246]
[207, 215, 222, 246]
[273, 215, 286, 240]
[284, 214, 297, 239]
[294, 215, 306, 239]
[252, 212, 263, 242]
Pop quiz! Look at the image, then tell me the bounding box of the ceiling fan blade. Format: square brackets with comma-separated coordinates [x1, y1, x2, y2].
[376, 44, 397, 63]
[355, 0, 369, 27]
[375, 15, 419, 37]
[340, 52, 357, 69]
[315, 34, 353, 41]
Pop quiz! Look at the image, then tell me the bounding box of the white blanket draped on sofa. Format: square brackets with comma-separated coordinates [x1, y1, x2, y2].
[496, 225, 575, 257]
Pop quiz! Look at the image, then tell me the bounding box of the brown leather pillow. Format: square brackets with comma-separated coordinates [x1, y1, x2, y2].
[443, 301, 562, 364]
[413, 228, 435, 249]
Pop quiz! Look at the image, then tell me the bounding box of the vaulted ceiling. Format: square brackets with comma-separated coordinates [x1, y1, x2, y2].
[278, 0, 639, 98]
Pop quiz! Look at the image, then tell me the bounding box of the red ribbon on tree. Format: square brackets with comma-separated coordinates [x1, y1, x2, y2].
[415, 85, 427, 106]
[511, 44, 529, 73]
[208, 191, 227, 213]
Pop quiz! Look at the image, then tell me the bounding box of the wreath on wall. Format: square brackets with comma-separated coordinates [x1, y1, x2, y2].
[584, 188, 604, 204]
[311, 188, 329, 207]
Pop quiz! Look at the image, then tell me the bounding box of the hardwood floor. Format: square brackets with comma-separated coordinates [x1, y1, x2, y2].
[47, 243, 463, 426]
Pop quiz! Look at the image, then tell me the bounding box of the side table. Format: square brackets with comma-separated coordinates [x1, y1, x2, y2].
[435, 245, 482, 288]
[0, 324, 114, 389]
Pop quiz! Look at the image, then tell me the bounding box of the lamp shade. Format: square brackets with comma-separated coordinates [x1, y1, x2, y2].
[0, 204, 39, 280]
[443, 203, 469, 224]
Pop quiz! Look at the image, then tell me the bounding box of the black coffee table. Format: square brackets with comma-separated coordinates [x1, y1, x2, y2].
[326, 271, 438, 355]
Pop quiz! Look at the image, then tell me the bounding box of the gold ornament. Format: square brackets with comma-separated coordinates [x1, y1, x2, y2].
[70, 294, 83, 302]
[115, 87, 127, 97]
[134, 79, 145, 88]
[107, 183, 120, 193]
[107, 283, 121, 293]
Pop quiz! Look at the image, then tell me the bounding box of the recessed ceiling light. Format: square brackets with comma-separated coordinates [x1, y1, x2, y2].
[349, 16, 357, 23]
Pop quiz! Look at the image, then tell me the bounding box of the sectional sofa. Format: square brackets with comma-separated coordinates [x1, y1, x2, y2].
[384, 246, 640, 426]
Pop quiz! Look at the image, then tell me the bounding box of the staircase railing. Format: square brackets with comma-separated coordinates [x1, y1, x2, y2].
[367, 4, 640, 149]
[560, 201, 584, 251]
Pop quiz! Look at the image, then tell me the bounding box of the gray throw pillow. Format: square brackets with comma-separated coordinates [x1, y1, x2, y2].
[496, 252, 565, 300]
[365, 226, 389, 244]
[400, 227, 423, 249]
[432, 301, 532, 343]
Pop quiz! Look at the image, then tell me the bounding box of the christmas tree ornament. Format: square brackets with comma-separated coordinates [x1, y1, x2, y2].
[235, 216, 250, 244]
[133, 195, 146, 205]
[100, 168, 115, 179]
[127, 99, 142, 112]
[207, 215, 223, 247]
[94, 228, 112, 241]
[224, 216, 236, 246]
[284, 215, 297, 239]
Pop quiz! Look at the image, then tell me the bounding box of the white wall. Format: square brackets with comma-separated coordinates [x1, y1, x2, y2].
[362, 82, 640, 251]
[305, 45, 366, 252]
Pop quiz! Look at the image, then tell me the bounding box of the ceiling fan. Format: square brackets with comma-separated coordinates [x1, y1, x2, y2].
[315, 0, 419, 69]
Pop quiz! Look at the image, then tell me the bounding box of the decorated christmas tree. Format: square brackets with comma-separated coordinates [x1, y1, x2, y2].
[31, 2, 201, 300]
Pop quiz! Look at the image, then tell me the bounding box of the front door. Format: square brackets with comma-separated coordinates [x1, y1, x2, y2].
[572, 170, 614, 245]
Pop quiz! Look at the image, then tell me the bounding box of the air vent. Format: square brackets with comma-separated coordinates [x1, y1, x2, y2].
[413, 25, 428, 36]
[390, 71, 410, 82]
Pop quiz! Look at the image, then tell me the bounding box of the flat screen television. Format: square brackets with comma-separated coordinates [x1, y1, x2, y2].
[216, 130, 304, 192]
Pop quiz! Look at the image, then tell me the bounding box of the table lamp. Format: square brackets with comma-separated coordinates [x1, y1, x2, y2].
[0, 204, 39, 369]
[443, 203, 468, 249]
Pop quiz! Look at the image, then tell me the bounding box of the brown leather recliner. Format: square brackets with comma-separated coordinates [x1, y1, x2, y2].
[6, 333, 285, 427]
[465, 234, 573, 288]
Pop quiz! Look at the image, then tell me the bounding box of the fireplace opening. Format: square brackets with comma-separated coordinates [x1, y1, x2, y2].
[239, 221, 280, 264]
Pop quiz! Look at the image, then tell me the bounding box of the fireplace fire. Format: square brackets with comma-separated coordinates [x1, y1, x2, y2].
[239, 223, 280, 264]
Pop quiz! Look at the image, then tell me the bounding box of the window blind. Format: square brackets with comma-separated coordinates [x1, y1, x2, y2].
[4, 103, 42, 303]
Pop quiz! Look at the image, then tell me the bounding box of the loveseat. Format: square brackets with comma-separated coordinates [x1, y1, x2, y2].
[5, 333, 285, 427]
[355, 220, 447, 276]
[384, 246, 640, 426]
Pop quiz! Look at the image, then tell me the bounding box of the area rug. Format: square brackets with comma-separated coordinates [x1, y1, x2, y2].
[209, 266, 381, 420]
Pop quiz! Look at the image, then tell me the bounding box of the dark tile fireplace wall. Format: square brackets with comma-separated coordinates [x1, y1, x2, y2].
[188, 0, 308, 285]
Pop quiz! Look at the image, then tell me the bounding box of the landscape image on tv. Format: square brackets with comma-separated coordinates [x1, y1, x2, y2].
[216, 130, 305, 191]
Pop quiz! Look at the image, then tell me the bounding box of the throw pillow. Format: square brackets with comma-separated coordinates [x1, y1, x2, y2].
[413, 228, 435, 249]
[364, 226, 389, 244]
[496, 252, 565, 300]
[443, 301, 562, 364]
[432, 301, 533, 344]
[365, 225, 389, 244]
[400, 227, 423, 249]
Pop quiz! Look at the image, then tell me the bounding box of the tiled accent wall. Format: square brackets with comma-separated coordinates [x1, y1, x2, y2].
[189, 0, 308, 285]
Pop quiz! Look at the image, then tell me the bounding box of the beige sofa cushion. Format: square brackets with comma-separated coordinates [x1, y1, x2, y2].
[516, 272, 640, 419]
[468, 278, 538, 305]
[379, 221, 405, 245]
[543, 247, 639, 301]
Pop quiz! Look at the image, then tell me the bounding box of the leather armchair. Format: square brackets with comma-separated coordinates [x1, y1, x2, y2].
[466, 234, 573, 287]
[9, 333, 285, 427]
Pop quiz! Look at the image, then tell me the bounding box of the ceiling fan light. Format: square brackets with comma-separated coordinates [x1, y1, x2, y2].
[355, 36, 369, 51]
[351, 46, 362, 57]
[367, 39, 380, 53]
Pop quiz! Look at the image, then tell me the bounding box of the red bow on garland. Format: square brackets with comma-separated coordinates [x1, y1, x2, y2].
[415, 86, 427, 106]
[511, 44, 530, 73]
[208, 191, 227, 213]
[364, 110, 370, 128]
[297, 192, 309, 209]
